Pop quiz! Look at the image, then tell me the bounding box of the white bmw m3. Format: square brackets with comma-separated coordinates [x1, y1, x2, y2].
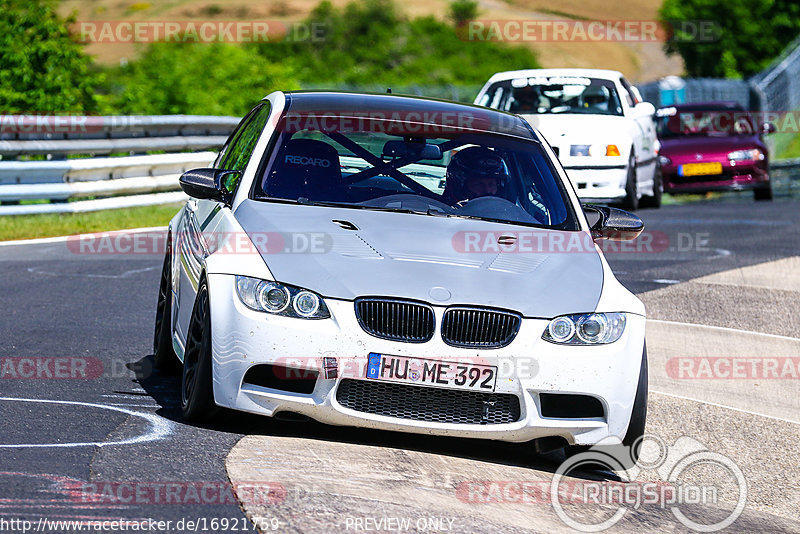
[153, 91, 648, 461]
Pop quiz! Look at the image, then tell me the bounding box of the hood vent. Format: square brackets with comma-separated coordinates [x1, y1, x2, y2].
[332, 219, 359, 231]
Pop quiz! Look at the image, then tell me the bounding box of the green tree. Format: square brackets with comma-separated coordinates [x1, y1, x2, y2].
[660, 0, 800, 78]
[103, 42, 299, 115]
[449, 0, 479, 28]
[0, 0, 101, 112]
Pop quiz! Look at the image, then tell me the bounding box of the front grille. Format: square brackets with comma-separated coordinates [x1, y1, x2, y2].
[441, 307, 521, 348]
[336, 379, 521, 425]
[355, 298, 434, 343]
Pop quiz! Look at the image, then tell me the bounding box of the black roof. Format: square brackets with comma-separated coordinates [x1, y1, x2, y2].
[282, 91, 536, 140]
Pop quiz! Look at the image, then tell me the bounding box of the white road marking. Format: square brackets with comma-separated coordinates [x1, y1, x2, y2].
[651, 390, 800, 426]
[104, 403, 161, 408]
[0, 397, 173, 448]
[0, 226, 167, 247]
[652, 279, 680, 284]
[710, 248, 732, 258]
[648, 318, 800, 342]
[27, 265, 159, 279]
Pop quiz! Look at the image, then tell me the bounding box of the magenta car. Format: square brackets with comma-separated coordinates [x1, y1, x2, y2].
[656, 102, 773, 200]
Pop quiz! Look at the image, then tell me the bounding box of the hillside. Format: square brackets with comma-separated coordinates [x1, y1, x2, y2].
[59, 0, 683, 83]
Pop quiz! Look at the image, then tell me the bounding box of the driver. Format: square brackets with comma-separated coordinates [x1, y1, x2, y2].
[510, 86, 538, 113]
[582, 85, 610, 112]
[443, 147, 509, 204]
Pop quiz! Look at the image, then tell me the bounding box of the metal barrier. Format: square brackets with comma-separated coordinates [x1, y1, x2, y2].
[0, 114, 236, 216]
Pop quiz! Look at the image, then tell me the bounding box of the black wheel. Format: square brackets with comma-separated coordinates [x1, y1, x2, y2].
[564, 345, 648, 470]
[754, 183, 773, 201]
[639, 161, 662, 208]
[153, 237, 179, 373]
[620, 154, 639, 211]
[181, 280, 219, 422]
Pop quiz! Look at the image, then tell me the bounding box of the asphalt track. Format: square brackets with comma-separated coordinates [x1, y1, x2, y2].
[0, 195, 798, 533]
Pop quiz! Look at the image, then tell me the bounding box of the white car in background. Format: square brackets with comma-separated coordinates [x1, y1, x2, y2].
[475, 69, 661, 209]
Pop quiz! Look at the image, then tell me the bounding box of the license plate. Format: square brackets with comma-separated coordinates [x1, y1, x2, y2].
[680, 162, 723, 176]
[366, 353, 497, 392]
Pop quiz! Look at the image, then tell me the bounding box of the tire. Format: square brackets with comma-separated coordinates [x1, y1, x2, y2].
[181, 279, 219, 422]
[620, 153, 639, 211]
[564, 345, 648, 470]
[153, 238, 179, 374]
[754, 183, 773, 201]
[639, 161, 662, 209]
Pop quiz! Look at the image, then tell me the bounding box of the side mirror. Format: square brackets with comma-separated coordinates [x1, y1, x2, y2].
[761, 122, 777, 135]
[584, 204, 644, 241]
[179, 168, 242, 205]
[633, 102, 656, 118]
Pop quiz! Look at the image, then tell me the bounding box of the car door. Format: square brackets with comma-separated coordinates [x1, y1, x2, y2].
[174, 103, 272, 348]
[620, 77, 657, 186]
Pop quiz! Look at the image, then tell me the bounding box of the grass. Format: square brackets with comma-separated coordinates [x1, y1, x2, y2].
[773, 132, 800, 159]
[0, 203, 183, 241]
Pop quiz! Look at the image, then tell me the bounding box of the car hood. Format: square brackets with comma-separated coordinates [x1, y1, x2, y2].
[518, 114, 630, 145]
[234, 200, 603, 318]
[659, 135, 763, 155]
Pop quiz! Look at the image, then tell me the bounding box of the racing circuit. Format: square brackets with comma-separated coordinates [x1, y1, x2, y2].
[1, 195, 799, 533]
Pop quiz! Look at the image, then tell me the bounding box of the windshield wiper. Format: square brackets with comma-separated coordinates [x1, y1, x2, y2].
[295, 198, 428, 215]
[435, 211, 551, 228]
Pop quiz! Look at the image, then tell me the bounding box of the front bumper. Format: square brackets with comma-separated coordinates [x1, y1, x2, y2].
[208, 274, 646, 446]
[562, 166, 628, 201]
[663, 162, 769, 194]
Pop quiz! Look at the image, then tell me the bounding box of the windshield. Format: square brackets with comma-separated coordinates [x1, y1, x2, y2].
[656, 106, 756, 138]
[479, 76, 623, 117]
[253, 119, 577, 229]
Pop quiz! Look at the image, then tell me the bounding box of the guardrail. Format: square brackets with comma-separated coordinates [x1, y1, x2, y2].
[2, 113, 799, 217]
[0, 114, 237, 216]
[770, 157, 800, 169]
[769, 158, 800, 198]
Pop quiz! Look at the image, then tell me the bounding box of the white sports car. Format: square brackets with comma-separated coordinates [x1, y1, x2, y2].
[475, 69, 661, 209]
[153, 91, 648, 461]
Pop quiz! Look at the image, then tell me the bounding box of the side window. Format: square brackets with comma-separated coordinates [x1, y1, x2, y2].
[219, 102, 272, 173]
[213, 114, 250, 169]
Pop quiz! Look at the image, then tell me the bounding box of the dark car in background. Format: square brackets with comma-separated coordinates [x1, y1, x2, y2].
[656, 102, 773, 200]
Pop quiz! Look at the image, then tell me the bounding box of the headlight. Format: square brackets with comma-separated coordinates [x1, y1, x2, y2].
[235, 276, 330, 319]
[727, 148, 764, 162]
[569, 144, 622, 157]
[542, 313, 626, 345]
[570, 144, 591, 157]
[658, 155, 671, 166]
